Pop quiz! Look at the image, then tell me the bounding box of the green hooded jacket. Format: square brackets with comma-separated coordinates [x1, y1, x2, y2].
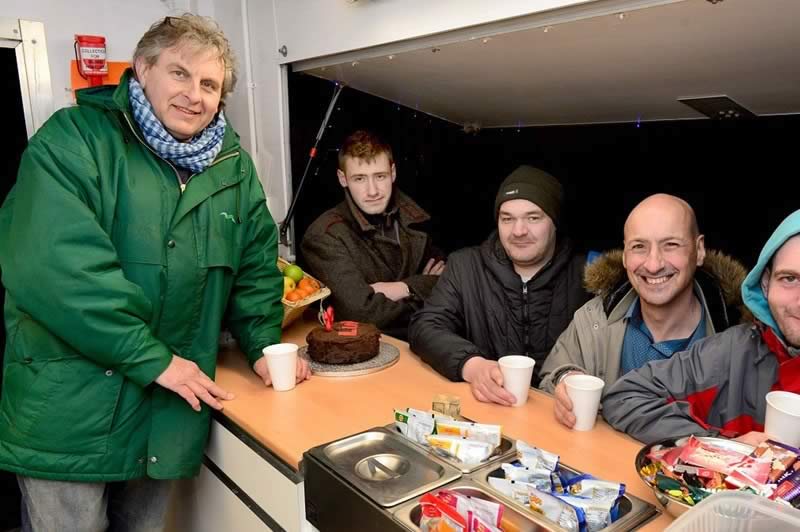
[0, 70, 283, 481]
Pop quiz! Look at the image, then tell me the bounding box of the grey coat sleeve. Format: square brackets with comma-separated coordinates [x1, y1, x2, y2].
[408, 257, 485, 381]
[538, 318, 588, 393]
[601, 335, 726, 444]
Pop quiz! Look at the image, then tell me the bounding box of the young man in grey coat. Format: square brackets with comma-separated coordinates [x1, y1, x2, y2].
[539, 194, 746, 429]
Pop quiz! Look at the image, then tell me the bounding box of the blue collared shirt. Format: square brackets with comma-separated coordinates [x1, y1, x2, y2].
[620, 296, 707, 375]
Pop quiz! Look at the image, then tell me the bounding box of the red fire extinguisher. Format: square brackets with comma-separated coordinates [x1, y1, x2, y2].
[74, 34, 108, 87]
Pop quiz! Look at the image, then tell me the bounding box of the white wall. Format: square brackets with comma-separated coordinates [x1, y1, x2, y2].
[0, 0, 193, 110]
[193, 0, 291, 238]
[273, 0, 600, 63]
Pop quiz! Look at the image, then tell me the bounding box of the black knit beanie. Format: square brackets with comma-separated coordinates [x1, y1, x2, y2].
[494, 165, 563, 225]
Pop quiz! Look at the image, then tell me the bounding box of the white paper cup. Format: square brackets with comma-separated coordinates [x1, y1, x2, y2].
[498, 356, 535, 407]
[262, 343, 298, 392]
[564, 374, 605, 431]
[765, 391, 800, 446]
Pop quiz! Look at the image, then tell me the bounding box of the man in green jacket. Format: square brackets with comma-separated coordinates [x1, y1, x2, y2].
[0, 14, 309, 530]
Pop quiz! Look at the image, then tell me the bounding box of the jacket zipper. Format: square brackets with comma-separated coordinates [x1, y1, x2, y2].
[522, 283, 530, 352]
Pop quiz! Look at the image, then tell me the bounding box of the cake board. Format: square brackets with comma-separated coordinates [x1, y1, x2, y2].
[299, 341, 399, 377]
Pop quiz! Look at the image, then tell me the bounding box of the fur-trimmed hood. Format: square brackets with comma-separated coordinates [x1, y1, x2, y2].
[584, 249, 750, 325]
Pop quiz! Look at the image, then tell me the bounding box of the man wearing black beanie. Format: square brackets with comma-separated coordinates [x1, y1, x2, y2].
[409, 166, 591, 404]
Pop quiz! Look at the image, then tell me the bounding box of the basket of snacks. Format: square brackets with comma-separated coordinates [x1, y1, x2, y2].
[278, 257, 330, 329]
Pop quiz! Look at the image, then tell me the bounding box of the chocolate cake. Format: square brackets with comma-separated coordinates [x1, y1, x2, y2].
[305, 321, 381, 364]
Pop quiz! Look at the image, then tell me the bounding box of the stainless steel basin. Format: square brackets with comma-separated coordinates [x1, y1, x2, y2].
[474, 461, 660, 531]
[393, 480, 551, 531]
[385, 422, 517, 473]
[309, 427, 462, 507]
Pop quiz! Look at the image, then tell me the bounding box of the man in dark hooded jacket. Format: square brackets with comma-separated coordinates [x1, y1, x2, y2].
[409, 166, 590, 405]
[603, 209, 800, 446]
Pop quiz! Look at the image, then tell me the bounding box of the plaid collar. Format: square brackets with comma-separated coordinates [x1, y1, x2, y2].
[128, 77, 225, 174]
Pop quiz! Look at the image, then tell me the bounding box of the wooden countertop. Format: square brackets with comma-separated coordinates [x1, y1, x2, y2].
[214, 319, 673, 530]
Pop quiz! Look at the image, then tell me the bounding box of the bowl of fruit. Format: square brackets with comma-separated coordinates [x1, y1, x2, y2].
[278, 257, 330, 329]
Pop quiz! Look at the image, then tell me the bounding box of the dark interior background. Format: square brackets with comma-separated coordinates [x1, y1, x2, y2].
[288, 71, 798, 270]
[1, 46, 28, 531]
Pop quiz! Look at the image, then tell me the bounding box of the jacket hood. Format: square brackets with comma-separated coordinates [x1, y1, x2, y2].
[585, 248, 749, 323]
[742, 209, 800, 341]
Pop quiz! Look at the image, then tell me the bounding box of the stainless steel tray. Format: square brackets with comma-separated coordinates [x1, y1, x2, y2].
[393, 479, 550, 531]
[475, 459, 660, 531]
[307, 427, 462, 508]
[385, 422, 516, 474]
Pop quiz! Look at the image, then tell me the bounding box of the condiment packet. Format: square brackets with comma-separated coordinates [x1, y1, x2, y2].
[555, 493, 615, 532]
[495, 471, 553, 494]
[516, 440, 559, 471]
[426, 434, 494, 464]
[564, 474, 625, 502]
[502, 463, 553, 484]
[435, 419, 502, 448]
[528, 487, 582, 532]
[394, 409, 436, 445]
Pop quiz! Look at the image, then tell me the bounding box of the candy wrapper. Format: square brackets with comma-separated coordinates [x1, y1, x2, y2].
[471, 516, 502, 532]
[435, 490, 503, 529]
[419, 493, 468, 532]
[435, 420, 502, 449]
[678, 436, 749, 475]
[756, 440, 800, 483]
[427, 434, 494, 464]
[646, 445, 683, 471]
[770, 468, 800, 503]
[516, 440, 559, 472]
[727, 440, 798, 494]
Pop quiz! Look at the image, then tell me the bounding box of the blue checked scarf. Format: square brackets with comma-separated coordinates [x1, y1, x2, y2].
[128, 77, 226, 173]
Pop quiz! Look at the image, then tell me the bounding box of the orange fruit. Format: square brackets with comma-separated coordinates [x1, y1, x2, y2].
[297, 278, 319, 293]
[295, 286, 314, 299]
[285, 291, 303, 302]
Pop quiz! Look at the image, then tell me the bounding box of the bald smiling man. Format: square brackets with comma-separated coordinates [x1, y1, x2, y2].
[539, 194, 748, 429]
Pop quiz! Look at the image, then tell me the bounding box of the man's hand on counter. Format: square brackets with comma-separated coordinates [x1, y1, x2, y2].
[156, 354, 235, 412]
[553, 372, 583, 429]
[461, 357, 516, 407]
[252, 356, 311, 387]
